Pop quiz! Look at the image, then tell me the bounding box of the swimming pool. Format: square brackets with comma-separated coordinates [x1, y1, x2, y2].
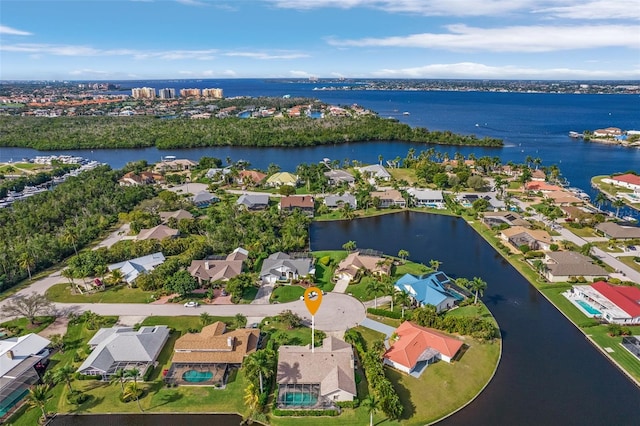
[282, 391, 318, 406]
[576, 300, 601, 315]
[182, 370, 213, 383]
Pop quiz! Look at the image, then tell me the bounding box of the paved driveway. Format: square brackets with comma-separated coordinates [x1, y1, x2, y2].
[359, 317, 395, 338]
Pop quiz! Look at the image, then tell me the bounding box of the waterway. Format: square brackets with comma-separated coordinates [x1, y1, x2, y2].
[311, 212, 640, 425]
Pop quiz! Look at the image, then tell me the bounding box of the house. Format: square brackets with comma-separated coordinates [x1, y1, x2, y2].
[456, 193, 505, 210]
[0, 334, 50, 419]
[205, 167, 232, 181]
[260, 252, 315, 284]
[545, 191, 583, 205]
[118, 171, 163, 186]
[188, 248, 247, 284]
[482, 211, 530, 228]
[593, 127, 623, 137]
[602, 173, 640, 192]
[166, 322, 259, 386]
[525, 181, 564, 192]
[595, 222, 640, 240]
[237, 170, 267, 186]
[266, 172, 298, 187]
[394, 272, 463, 312]
[324, 170, 355, 185]
[136, 224, 179, 241]
[383, 322, 463, 377]
[77, 326, 170, 380]
[280, 195, 315, 216]
[560, 206, 594, 223]
[335, 251, 390, 282]
[192, 190, 219, 208]
[370, 189, 406, 208]
[406, 188, 445, 209]
[324, 193, 357, 209]
[568, 281, 640, 324]
[276, 337, 356, 409]
[531, 169, 546, 182]
[542, 251, 607, 282]
[357, 164, 391, 181]
[236, 193, 270, 210]
[500, 226, 553, 251]
[155, 158, 198, 173]
[108, 252, 165, 284]
[159, 209, 194, 223]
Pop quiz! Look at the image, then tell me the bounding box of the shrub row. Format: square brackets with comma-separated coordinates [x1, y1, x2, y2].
[367, 308, 402, 319]
[272, 409, 339, 417]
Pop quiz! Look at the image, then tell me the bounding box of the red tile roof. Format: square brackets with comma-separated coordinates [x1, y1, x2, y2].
[611, 173, 640, 187]
[592, 281, 640, 317]
[525, 181, 564, 192]
[384, 321, 463, 369]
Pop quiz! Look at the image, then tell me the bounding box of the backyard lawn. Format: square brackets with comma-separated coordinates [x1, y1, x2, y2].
[271, 285, 305, 303]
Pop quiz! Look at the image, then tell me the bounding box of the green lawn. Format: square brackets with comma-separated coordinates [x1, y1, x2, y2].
[617, 256, 640, 273]
[562, 224, 597, 238]
[584, 326, 640, 382]
[271, 285, 305, 303]
[45, 283, 154, 303]
[240, 285, 259, 304]
[0, 316, 56, 336]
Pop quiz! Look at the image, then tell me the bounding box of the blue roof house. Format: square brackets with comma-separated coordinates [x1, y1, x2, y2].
[395, 272, 461, 313]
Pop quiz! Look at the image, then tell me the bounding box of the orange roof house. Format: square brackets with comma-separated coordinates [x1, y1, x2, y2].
[383, 321, 463, 377]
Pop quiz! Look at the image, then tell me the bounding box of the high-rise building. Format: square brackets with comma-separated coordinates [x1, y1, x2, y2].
[158, 88, 176, 99]
[131, 87, 156, 99]
[202, 88, 224, 99]
[180, 88, 201, 98]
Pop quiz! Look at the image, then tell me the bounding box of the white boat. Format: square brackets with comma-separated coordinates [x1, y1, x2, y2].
[569, 131, 583, 138]
[403, 111, 410, 115]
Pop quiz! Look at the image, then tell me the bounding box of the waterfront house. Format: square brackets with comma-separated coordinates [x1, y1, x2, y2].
[542, 251, 607, 282]
[406, 188, 445, 209]
[524, 181, 564, 192]
[108, 252, 165, 284]
[205, 167, 232, 181]
[236, 193, 270, 211]
[383, 322, 463, 377]
[545, 190, 583, 206]
[394, 272, 464, 313]
[500, 226, 553, 251]
[324, 169, 355, 185]
[0, 334, 50, 419]
[192, 190, 219, 208]
[593, 127, 623, 138]
[77, 326, 170, 380]
[482, 211, 530, 228]
[334, 251, 390, 283]
[595, 222, 640, 240]
[159, 209, 194, 223]
[276, 337, 356, 409]
[259, 252, 315, 284]
[237, 170, 267, 186]
[568, 281, 640, 324]
[356, 164, 391, 182]
[560, 206, 594, 224]
[167, 322, 259, 386]
[279, 195, 315, 216]
[531, 169, 546, 182]
[118, 171, 163, 186]
[456, 192, 504, 210]
[266, 172, 298, 187]
[370, 189, 406, 208]
[188, 248, 247, 284]
[602, 173, 640, 193]
[136, 224, 179, 241]
[324, 193, 357, 209]
[154, 158, 198, 173]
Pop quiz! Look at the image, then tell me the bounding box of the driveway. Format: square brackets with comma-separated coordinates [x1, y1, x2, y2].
[359, 317, 395, 338]
[251, 282, 274, 305]
[332, 278, 350, 293]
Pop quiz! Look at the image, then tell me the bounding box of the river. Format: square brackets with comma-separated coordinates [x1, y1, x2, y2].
[312, 212, 640, 425]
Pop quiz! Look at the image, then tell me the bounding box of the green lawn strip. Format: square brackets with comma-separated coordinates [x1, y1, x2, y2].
[46, 283, 153, 303]
[262, 320, 313, 347]
[537, 286, 600, 327]
[446, 304, 497, 326]
[616, 256, 640, 273]
[584, 326, 640, 382]
[562, 224, 597, 238]
[240, 286, 259, 304]
[0, 316, 56, 336]
[140, 315, 234, 332]
[271, 285, 305, 303]
[394, 261, 431, 276]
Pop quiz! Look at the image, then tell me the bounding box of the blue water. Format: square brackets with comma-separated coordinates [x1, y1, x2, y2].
[576, 299, 602, 315]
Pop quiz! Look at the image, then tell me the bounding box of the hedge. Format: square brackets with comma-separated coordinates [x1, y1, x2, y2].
[367, 308, 402, 319]
[336, 399, 359, 408]
[272, 409, 339, 417]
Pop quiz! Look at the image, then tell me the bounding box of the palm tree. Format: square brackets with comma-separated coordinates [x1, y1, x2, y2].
[612, 198, 625, 218]
[63, 228, 79, 256]
[429, 259, 441, 271]
[109, 268, 124, 286]
[200, 312, 212, 326]
[27, 384, 50, 422]
[124, 367, 141, 385]
[53, 364, 75, 393]
[244, 382, 260, 419]
[580, 242, 594, 257]
[110, 369, 126, 392]
[234, 313, 247, 329]
[397, 249, 409, 262]
[61, 268, 80, 294]
[362, 395, 380, 426]
[470, 277, 487, 305]
[342, 240, 357, 252]
[18, 250, 35, 280]
[595, 192, 608, 209]
[123, 381, 143, 412]
[243, 349, 276, 394]
[366, 278, 386, 309]
[394, 290, 412, 318]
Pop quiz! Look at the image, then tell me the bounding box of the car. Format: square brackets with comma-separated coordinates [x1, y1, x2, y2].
[184, 301, 199, 308]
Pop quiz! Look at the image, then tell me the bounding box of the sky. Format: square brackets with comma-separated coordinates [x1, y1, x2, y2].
[1, 0, 639, 81]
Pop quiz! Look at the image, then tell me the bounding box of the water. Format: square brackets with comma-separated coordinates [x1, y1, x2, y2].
[576, 299, 602, 315]
[311, 212, 640, 425]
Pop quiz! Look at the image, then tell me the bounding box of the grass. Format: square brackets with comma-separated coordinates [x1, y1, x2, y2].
[271, 285, 305, 303]
[584, 326, 640, 382]
[616, 256, 640, 273]
[240, 286, 259, 304]
[562, 224, 597, 238]
[45, 283, 154, 303]
[0, 316, 56, 336]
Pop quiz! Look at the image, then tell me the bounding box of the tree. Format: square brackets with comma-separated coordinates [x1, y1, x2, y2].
[467, 175, 487, 191]
[18, 251, 35, 280]
[110, 368, 126, 393]
[394, 290, 412, 318]
[279, 185, 296, 196]
[1, 292, 53, 325]
[49, 334, 64, 353]
[612, 198, 625, 218]
[579, 242, 594, 257]
[429, 259, 441, 271]
[165, 270, 199, 297]
[124, 367, 141, 385]
[122, 381, 144, 412]
[397, 249, 409, 262]
[200, 312, 212, 326]
[234, 313, 247, 329]
[243, 349, 276, 394]
[362, 395, 380, 426]
[595, 192, 608, 209]
[61, 267, 80, 294]
[27, 384, 51, 422]
[278, 310, 301, 329]
[63, 228, 79, 256]
[53, 364, 75, 393]
[342, 240, 357, 252]
[366, 278, 386, 309]
[244, 382, 260, 420]
[470, 276, 487, 305]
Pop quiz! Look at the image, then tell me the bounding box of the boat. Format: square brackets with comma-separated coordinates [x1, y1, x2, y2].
[622, 216, 638, 223]
[403, 111, 410, 115]
[569, 131, 583, 139]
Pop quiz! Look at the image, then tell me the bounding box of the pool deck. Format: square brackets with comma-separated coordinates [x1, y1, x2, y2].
[562, 291, 601, 318]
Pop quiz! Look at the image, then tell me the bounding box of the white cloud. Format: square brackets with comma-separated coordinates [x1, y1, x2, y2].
[289, 70, 312, 77]
[328, 24, 640, 52]
[224, 51, 310, 60]
[535, 1, 640, 21]
[69, 68, 109, 76]
[0, 25, 33, 36]
[372, 62, 640, 79]
[176, 0, 208, 6]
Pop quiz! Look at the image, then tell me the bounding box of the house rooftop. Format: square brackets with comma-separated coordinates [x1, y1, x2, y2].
[384, 322, 463, 369]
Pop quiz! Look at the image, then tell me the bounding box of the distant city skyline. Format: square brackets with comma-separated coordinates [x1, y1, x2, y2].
[1, 0, 639, 81]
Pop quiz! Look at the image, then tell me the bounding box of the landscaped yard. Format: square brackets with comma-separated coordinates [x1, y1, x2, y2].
[45, 283, 154, 303]
[271, 285, 305, 303]
[0, 316, 56, 336]
[616, 255, 640, 273]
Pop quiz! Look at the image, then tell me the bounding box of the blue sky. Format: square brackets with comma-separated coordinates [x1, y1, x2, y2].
[1, 0, 639, 80]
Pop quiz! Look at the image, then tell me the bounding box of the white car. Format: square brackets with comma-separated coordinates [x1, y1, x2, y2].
[184, 301, 199, 308]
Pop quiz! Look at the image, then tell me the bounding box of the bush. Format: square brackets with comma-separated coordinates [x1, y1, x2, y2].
[336, 399, 359, 408]
[75, 373, 101, 380]
[367, 308, 402, 319]
[66, 390, 89, 405]
[524, 250, 544, 259]
[319, 256, 331, 266]
[143, 366, 154, 381]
